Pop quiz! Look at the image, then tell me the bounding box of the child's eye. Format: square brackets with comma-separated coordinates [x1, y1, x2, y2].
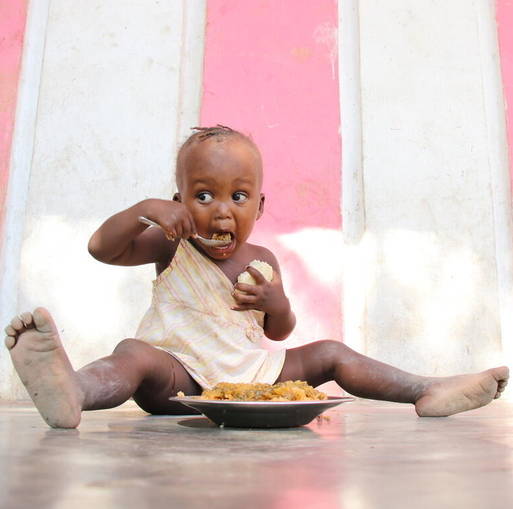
[232, 192, 248, 203]
[197, 192, 214, 203]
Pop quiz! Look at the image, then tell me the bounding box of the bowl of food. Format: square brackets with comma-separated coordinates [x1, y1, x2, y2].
[170, 381, 353, 428]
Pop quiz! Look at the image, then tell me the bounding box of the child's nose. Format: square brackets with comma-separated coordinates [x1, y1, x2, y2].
[214, 201, 233, 220]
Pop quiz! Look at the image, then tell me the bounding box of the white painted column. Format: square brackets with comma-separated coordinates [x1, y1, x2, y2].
[339, 0, 367, 355]
[0, 0, 50, 398]
[475, 0, 513, 374]
[357, 0, 509, 374]
[1, 0, 206, 399]
[175, 0, 206, 166]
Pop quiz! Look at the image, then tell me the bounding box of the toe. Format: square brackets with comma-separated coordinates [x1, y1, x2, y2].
[4, 325, 16, 336]
[4, 335, 16, 350]
[490, 366, 510, 385]
[32, 307, 55, 334]
[19, 312, 33, 327]
[10, 316, 24, 331]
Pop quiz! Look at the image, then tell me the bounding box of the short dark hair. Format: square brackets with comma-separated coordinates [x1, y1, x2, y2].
[188, 124, 237, 141]
[179, 124, 254, 151]
[175, 125, 261, 189]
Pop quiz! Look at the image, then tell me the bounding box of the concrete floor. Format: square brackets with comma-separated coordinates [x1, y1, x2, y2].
[1, 398, 512, 509]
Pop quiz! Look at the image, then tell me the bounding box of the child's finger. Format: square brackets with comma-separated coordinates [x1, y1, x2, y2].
[180, 211, 198, 239]
[178, 215, 191, 239]
[231, 300, 258, 311]
[163, 229, 176, 241]
[233, 282, 258, 294]
[181, 218, 195, 239]
[183, 217, 194, 239]
[232, 290, 258, 305]
[156, 220, 176, 240]
[186, 213, 197, 237]
[231, 304, 254, 311]
[173, 221, 185, 240]
[161, 227, 176, 241]
[244, 266, 267, 284]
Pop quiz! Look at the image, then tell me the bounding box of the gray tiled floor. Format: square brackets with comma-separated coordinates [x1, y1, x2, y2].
[1, 398, 512, 509]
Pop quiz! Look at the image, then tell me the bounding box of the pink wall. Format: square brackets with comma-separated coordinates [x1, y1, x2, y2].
[201, 0, 342, 342]
[497, 0, 513, 189]
[0, 1, 28, 244]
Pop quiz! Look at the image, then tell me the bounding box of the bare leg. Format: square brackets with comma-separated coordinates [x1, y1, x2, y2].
[78, 338, 201, 414]
[276, 340, 509, 417]
[4, 308, 201, 428]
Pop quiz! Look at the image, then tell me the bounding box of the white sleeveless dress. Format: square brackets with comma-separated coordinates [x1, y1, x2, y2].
[135, 240, 286, 389]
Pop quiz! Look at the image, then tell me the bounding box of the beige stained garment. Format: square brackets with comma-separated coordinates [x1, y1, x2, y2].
[135, 240, 286, 389]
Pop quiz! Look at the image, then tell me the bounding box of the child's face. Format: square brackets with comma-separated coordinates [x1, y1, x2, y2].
[176, 137, 264, 260]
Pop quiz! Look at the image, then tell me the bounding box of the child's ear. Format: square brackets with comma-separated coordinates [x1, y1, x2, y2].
[173, 193, 182, 202]
[257, 193, 265, 220]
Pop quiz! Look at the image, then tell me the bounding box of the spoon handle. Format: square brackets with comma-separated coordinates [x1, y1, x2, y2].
[137, 216, 229, 247]
[138, 216, 161, 229]
[138, 216, 175, 240]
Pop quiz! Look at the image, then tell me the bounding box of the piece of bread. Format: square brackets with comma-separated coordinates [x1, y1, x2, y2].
[237, 260, 273, 285]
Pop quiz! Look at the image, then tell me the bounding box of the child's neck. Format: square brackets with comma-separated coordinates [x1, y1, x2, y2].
[193, 240, 259, 285]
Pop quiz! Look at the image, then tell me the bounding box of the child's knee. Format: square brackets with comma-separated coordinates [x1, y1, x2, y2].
[313, 340, 349, 375]
[113, 338, 149, 356]
[317, 339, 344, 359]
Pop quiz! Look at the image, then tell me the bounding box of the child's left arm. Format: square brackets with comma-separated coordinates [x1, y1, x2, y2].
[232, 261, 296, 341]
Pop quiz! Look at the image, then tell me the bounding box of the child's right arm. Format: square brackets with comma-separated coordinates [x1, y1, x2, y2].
[88, 198, 196, 270]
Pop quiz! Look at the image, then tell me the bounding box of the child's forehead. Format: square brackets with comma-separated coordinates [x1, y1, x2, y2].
[177, 136, 262, 188]
[186, 135, 258, 162]
[183, 168, 258, 190]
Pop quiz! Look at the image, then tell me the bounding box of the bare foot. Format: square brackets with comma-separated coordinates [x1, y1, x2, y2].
[415, 367, 509, 417]
[4, 308, 83, 428]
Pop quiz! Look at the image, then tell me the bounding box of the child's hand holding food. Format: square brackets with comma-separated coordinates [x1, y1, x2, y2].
[232, 260, 290, 317]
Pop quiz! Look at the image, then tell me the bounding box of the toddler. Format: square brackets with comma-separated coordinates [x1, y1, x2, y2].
[4, 126, 509, 428]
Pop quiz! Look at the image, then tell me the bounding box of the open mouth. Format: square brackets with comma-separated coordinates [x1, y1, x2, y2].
[208, 231, 235, 251]
[211, 232, 232, 243]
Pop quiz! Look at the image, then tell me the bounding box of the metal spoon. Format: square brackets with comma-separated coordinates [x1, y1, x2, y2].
[138, 216, 231, 247]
